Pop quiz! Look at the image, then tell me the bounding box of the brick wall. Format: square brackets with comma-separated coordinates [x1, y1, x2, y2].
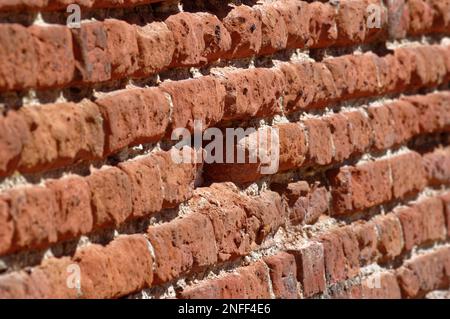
[0, 0, 449, 299]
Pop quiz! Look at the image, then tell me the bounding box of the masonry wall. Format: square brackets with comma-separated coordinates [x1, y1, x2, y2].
[0, 0, 450, 299]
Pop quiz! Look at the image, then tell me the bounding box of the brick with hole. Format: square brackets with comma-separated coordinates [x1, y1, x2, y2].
[272, 0, 311, 49]
[29, 24, 75, 88]
[85, 166, 132, 228]
[407, 0, 435, 35]
[194, 12, 231, 62]
[71, 21, 111, 83]
[373, 214, 404, 261]
[96, 87, 169, 154]
[222, 5, 262, 59]
[255, 4, 288, 55]
[74, 235, 153, 299]
[0, 111, 30, 175]
[160, 76, 225, 132]
[329, 159, 392, 215]
[147, 213, 217, 284]
[1, 186, 58, 253]
[307, 1, 337, 48]
[134, 22, 175, 76]
[396, 247, 449, 298]
[17, 101, 104, 173]
[118, 155, 163, 218]
[361, 271, 402, 299]
[45, 175, 93, 241]
[164, 12, 204, 66]
[303, 117, 333, 166]
[264, 252, 298, 299]
[219, 68, 284, 120]
[289, 241, 325, 296]
[179, 261, 271, 299]
[104, 19, 139, 78]
[390, 151, 426, 199]
[335, 0, 368, 45]
[342, 110, 372, 155]
[0, 24, 37, 91]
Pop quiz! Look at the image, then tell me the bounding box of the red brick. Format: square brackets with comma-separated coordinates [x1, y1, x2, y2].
[272, 0, 310, 49]
[147, 213, 217, 284]
[422, 147, 450, 186]
[0, 198, 13, 256]
[96, 87, 169, 154]
[387, 0, 410, 39]
[29, 25, 75, 88]
[179, 261, 271, 299]
[391, 47, 415, 90]
[351, 221, 379, 265]
[373, 214, 404, 261]
[45, 175, 93, 241]
[256, 4, 288, 55]
[361, 271, 402, 299]
[303, 118, 333, 166]
[278, 61, 316, 112]
[220, 68, 284, 120]
[397, 248, 449, 298]
[323, 55, 358, 99]
[335, 0, 369, 45]
[440, 192, 450, 237]
[387, 100, 420, 144]
[74, 235, 153, 299]
[134, 22, 175, 76]
[349, 53, 380, 97]
[314, 231, 347, 285]
[390, 152, 427, 199]
[1, 186, 58, 252]
[309, 62, 338, 107]
[414, 197, 446, 242]
[264, 252, 298, 299]
[326, 113, 353, 163]
[342, 110, 372, 155]
[408, 0, 435, 34]
[222, 5, 262, 59]
[395, 206, 424, 251]
[307, 1, 338, 48]
[118, 156, 163, 218]
[194, 12, 231, 62]
[104, 19, 139, 78]
[161, 76, 225, 132]
[0, 24, 37, 91]
[85, 166, 132, 228]
[71, 21, 111, 83]
[367, 105, 397, 151]
[284, 181, 329, 225]
[0, 0, 49, 11]
[153, 149, 198, 208]
[192, 183, 254, 261]
[17, 101, 104, 173]
[329, 159, 392, 215]
[278, 123, 307, 172]
[0, 111, 30, 175]
[336, 226, 361, 279]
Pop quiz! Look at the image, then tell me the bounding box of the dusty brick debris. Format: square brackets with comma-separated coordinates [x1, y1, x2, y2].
[0, 0, 450, 299]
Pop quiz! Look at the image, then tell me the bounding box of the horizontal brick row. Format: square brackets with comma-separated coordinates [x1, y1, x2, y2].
[2, 44, 447, 178]
[0, 147, 198, 256]
[147, 182, 283, 284]
[205, 91, 450, 184]
[0, 234, 154, 299]
[1, 0, 449, 92]
[0, 0, 164, 12]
